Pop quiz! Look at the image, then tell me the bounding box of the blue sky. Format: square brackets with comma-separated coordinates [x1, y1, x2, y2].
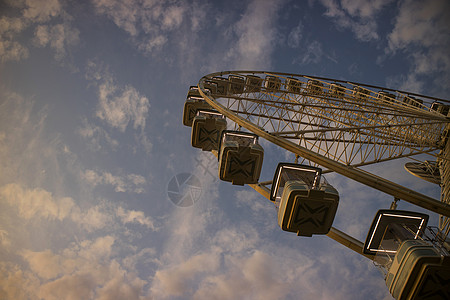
[0, 0, 449, 299]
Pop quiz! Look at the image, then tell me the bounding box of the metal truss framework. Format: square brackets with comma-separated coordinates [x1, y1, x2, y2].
[198, 71, 450, 248]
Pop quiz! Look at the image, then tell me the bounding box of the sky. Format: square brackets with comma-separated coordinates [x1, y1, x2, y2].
[0, 0, 449, 299]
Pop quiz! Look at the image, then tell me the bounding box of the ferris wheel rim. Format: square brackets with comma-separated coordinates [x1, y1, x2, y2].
[197, 70, 450, 218]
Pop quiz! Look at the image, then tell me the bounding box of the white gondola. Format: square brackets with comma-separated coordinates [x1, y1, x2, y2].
[352, 86, 370, 100]
[270, 163, 339, 236]
[218, 131, 264, 185]
[385, 240, 450, 300]
[329, 83, 345, 98]
[182, 95, 211, 127]
[228, 75, 245, 94]
[307, 79, 323, 95]
[187, 85, 201, 98]
[430, 101, 450, 116]
[363, 210, 450, 300]
[377, 91, 396, 103]
[191, 110, 227, 151]
[211, 76, 229, 96]
[403, 95, 423, 108]
[203, 80, 218, 95]
[286, 77, 302, 93]
[245, 75, 263, 92]
[265, 75, 281, 90]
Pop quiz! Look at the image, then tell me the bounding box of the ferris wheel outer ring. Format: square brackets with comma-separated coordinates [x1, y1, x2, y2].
[197, 71, 450, 218]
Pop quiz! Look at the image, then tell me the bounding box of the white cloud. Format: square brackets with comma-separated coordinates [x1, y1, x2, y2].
[70, 203, 114, 232]
[0, 183, 75, 221]
[302, 40, 325, 64]
[387, 0, 449, 51]
[92, 0, 187, 53]
[22, 0, 62, 23]
[0, 0, 79, 63]
[287, 21, 303, 48]
[96, 81, 150, 132]
[92, 0, 139, 36]
[0, 261, 40, 300]
[33, 23, 80, 61]
[161, 5, 185, 30]
[319, 0, 394, 41]
[193, 250, 292, 300]
[15, 236, 148, 300]
[152, 251, 221, 297]
[137, 35, 168, 53]
[0, 229, 11, 248]
[78, 118, 119, 151]
[83, 169, 147, 193]
[231, 0, 284, 69]
[386, 0, 450, 94]
[117, 206, 157, 230]
[340, 0, 393, 18]
[0, 39, 29, 62]
[0, 16, 29, 62]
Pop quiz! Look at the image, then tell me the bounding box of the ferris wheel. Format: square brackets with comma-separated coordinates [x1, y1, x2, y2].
[183, 71, 450, 299]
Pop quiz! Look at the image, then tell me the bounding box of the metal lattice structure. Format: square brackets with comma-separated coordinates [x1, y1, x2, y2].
[197, 71, 450, 248]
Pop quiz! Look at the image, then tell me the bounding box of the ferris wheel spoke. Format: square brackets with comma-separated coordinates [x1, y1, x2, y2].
[198, 71, 450, 236]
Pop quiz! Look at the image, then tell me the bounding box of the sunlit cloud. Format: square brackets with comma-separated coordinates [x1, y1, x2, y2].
[385, 0, 450, 95]
[33, 23, 80, 61]
[318, 0, 394, 41]
[0, 0, 78, 63]
[22, 0, 62, 23]
[83, 169, 147, 193]
[0, 183, 75, 221]
[230, 0, 283, 69]
[117, 206, 157, 230]
[96, 79, 150, 132]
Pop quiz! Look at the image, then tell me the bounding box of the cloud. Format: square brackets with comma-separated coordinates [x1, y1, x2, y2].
[16, 236, 148, 300]
[92, 0, 187, 52]
[117, 206, 157, 230]
[287, 21, 303, 48]
[385, 0, 450, 94]
[0, 261, 39, 300]
[0, 0, 78, 63]
[92, 0, 139, 36]
[153, 251, 221, 297]
[0, 16, 29, 62]
[230, 0, 284, 69]
[387, 0, 449, 51]
[33, 23, 80, 61]
[96, 80, 150, 132]
[318, 0, 394, 41]
[0, 183, 75, 221]
[83, 169, 147, 193]
[0, 39, 29, 62]
[22, 0, 62, 23]
[78, 118, 119, 151]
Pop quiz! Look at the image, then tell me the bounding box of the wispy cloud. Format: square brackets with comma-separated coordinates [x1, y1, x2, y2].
[96, 81, 150, 132]
[83, 60, 152, 154]
[230, 0, 284, 69]
[0, 183, 75, 221]
[83, 169, 146, 193]
[117, 206, 157, 230]
[33, 22, 79, 61]
[0, 0, 79, 63]
[78, 118, 119, 151]
[385, 0, 450, 95]
[22, 0, 62, 22]
[318, 0, 394, 41]
[17, 235, 148, 300]
[287, 21, 304, 48]
[0, 15, 29, 61]
[85, 60, 151, 133]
